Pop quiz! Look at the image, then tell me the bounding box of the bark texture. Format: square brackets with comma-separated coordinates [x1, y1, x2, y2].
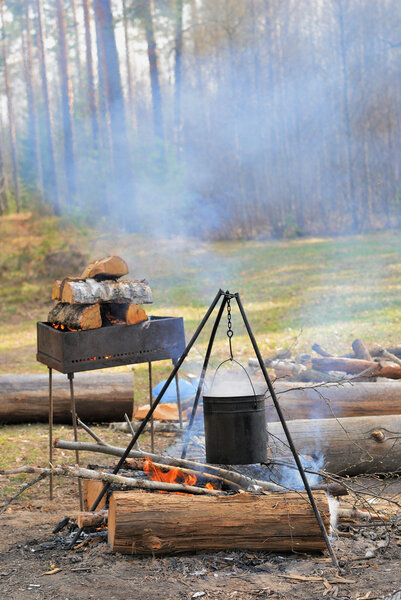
[108, 490, 330, 554]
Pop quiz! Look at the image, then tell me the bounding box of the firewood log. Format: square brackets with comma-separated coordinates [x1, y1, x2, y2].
[60, 279, 152, 305]
[268, 414, 401, 475]
[81, 256, 129, 279]
[0, 373, 135, 424]
[48, 303, 101, 330]
[83, 479, 107, 511]
[76, 509, 108, 528]
[352, 339, 372, 361]
[101, 303, 148, 325]
[108, 490, 330, 555]
[311, 357, 376, 374]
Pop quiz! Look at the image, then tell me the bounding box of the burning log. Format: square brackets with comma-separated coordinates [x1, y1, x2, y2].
[268, 414, 401, 475]
[81, 256, 128, 280]
[48, 302, 101, 330]
[60, 278, 152, 305]
[108, 490, 331, 554]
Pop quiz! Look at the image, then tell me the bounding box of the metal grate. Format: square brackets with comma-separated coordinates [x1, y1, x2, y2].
[37, 316, 186, 374]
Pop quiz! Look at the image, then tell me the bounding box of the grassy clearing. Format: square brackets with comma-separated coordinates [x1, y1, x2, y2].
[2, 212, 401, 501]
[2, 213, 401, 374]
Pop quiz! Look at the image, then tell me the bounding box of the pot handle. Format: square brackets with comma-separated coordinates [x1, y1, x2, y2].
[210, 358, 258, 408]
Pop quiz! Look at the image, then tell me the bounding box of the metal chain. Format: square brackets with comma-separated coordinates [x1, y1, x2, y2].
[226, 296, 234, 359]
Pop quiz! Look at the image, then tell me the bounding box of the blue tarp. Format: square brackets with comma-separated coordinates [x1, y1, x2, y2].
[152, 377, 199, 402]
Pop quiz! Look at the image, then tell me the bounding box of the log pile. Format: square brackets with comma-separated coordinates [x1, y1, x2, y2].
[249, 339, 401, 382]
[48, 255, 151, 330]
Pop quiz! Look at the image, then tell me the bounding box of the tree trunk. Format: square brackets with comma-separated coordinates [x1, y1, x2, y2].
[0, 0, 20, 212]
[82, 0, 99, 149]
[71, 0, 83, 88]
[34, 0, 60, 214]
[0, 373, 134, 424]
[23, 0, 43, 195]
[56, 0, 77, 204]
[122, 0, 136, 132]
[108, 490, 330, 554]
[268, 414, 401, 475]
[93, 0, 137, 225]
[173, 0, 183, 149]
[144, 0, 164, 141]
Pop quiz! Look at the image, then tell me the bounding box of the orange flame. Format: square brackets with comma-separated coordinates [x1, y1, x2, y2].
[51, 323, 78, 332]
[143, 457, 217, 494]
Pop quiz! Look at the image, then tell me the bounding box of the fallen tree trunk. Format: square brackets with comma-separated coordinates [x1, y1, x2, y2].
[4, 374, 401, 423]
[108, 490, 331, 554]
[60, 279, 152, 305]
[48, 303, 101, 330]
[268, 414, 401, 475]
[269, 380, 401, 421]
[0, 373, 134, 424]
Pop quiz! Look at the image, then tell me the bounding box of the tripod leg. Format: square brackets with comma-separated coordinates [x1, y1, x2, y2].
[148, 362, 154, 452]
[68, 373, 83, 511]
[181, 295, 227, 459]
[48, 368, 53, 500]
[235, 293, 338, 568]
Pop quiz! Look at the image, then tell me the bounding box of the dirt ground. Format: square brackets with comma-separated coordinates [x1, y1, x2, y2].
[1, 489, 401, 600]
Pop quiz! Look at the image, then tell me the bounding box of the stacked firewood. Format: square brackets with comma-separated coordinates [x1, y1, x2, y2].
[249, 338, 401, 382]
[48, 256, 152, 330]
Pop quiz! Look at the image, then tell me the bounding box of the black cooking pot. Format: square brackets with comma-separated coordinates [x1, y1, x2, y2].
[202, 359, 267, 464]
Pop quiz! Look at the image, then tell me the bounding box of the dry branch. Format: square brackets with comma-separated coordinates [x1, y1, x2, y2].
[0, 465, 223, 496]
[53, 439, 282, 492]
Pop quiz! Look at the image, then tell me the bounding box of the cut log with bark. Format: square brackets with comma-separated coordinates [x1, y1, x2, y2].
[48, 302, 101, 330]
[352, 339, 372, 361]
[60, 278, 152, 305]
[51, 277, 83, 301]
[76, 509, 108, 528]
[0, 373, 134, 424]
[268, 414, 401, 475]
[311, 357, 377, 374]
[108, 490, 331, 554]
[101, 303, 148, 326]
[81, 256, 128, 280]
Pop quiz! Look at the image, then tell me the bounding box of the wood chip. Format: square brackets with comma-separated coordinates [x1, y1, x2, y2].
[41, 568, 62, 576]
[328, 577, 356, 584]
[277, 574, 323, 582]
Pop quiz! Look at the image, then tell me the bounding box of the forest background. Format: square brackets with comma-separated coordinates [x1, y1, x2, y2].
[1, 0, 400, 238]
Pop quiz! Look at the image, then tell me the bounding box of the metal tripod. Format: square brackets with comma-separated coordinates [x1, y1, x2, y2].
[67, 289, 338, 566]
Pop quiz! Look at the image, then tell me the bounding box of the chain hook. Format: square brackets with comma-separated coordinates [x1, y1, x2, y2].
[226, 296, 234, 360]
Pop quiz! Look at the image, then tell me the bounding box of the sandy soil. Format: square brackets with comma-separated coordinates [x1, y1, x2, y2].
[1, 491, 401, 600]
